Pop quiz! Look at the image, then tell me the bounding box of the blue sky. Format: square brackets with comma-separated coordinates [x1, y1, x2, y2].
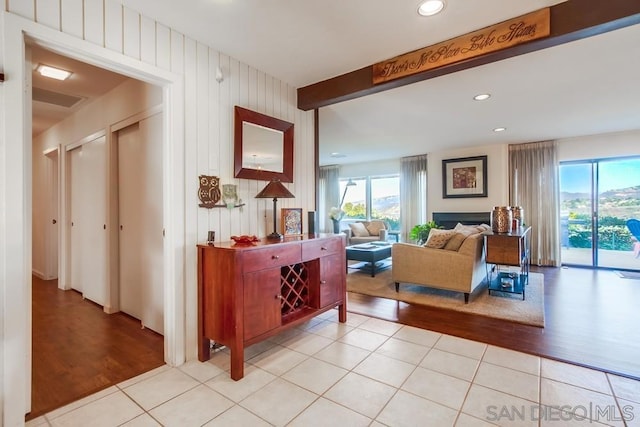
[560, 158, 640, 193]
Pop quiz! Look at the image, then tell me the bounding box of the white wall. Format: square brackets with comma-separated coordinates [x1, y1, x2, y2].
[1, 1, 315, 423]
[340, 158, 400, 177]
[557, 129, 640, 161]
[428, 143, 509, 219]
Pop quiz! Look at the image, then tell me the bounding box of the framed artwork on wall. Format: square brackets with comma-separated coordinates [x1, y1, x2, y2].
[281, 208, 303, 235]
[442, 155, 488, 198]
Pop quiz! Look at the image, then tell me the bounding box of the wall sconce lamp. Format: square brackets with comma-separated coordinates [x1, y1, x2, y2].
[215, 66, 224, 83]
[255, 180, 295, 239]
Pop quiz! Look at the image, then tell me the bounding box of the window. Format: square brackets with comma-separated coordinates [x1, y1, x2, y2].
[560, 156, 640, 270]
[340, 175, 400, 230]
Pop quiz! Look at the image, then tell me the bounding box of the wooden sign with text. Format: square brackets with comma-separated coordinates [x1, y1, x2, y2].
[373, 8, 550, 84]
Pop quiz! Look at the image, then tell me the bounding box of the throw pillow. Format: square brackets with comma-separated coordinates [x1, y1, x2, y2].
[478, 223, 491, 232]
[365, 221, 385, 236]
[349, 222, 370, 237]
[444, 230, 474, 251]
[454, 222, 491, 234]
[424, 229, 456, 249]
[454, 223, 480, 234]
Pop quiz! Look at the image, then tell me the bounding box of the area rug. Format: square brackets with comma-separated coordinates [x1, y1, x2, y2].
[347, 270, 545, 327]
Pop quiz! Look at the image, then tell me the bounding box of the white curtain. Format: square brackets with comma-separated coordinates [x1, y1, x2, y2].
[400, 154, 428, 242]
[509, 140, 560, 266]
[319, 165, 340, 233]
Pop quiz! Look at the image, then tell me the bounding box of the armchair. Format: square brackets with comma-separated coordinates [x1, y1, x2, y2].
[342, 220, 388, 245]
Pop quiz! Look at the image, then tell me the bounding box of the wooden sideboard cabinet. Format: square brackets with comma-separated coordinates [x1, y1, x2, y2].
[197, 233, 346, 380]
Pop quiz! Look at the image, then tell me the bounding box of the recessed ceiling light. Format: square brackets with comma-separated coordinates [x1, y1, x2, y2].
[474, 93, 491, 101]
[37, 64, 72, 81]
[330, 152, 346, 158]
[493, 127, 506, 132]
[417, 0, 445, 16]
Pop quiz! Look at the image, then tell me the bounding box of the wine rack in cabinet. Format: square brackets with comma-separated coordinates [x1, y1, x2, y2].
[197, 234, 346, 380]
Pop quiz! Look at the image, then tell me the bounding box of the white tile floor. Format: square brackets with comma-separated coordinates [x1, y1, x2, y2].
[27, 310, 640, 427]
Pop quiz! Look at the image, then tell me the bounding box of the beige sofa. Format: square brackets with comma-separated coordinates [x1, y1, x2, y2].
[391, 231, 486, 303]
[342, 220, 388, 245]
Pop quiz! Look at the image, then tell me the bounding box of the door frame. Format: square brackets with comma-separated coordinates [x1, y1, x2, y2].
[2, 13, 186, 423]
[43, 146, 59, 280]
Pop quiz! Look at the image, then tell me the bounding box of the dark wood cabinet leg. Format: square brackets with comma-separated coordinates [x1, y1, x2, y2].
[464, 293, 469, 304]
[395, 282, 399, 292]
[338, 303, 347, 323]
[198, 337, 211, 362]
[230, 343, 244, 381]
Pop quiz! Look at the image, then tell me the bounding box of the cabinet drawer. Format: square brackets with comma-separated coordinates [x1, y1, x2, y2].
[302, 238, 342, 261]
[242, 244, 301, 273]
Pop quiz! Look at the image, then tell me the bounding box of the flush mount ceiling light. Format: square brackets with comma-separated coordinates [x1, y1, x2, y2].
[417, 0, 445, 16]
[474, 93, 491, 101]
[493, 127, 507, 132]
[37, 64, 72, 81]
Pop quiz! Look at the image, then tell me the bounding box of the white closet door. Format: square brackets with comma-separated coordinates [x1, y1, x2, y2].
[69, 147, 83, 292]
[68, 136, 107, 304]
[118, 113, 164, 334]
[45, 149, 59, 279]
[80, 136, 108, 305]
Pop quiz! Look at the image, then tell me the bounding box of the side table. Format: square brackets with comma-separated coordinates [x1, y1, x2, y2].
[484, 226, 531, 300]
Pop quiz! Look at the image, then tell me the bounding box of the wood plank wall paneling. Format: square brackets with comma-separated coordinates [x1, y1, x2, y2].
[7, 0, 34, 20]
[155, 23, 171, 71]
[5, 0, 315, 243]
[123, 6, 141, 60]
[140, 15, 156, 65]
[60, 0, 83, 39]
[35, 0, 61, 31]
[104, 0, 123, 53]
[83, 0, 104, 47]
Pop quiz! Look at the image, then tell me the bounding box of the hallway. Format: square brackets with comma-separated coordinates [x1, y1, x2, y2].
[30, 276, 164, 420]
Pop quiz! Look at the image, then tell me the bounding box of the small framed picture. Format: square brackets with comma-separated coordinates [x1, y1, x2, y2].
[281, 208, 303, 235]
[442, 155, 488, 198]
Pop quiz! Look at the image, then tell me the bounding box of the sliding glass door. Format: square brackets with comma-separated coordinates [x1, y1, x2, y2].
[560, 157, 640, 270]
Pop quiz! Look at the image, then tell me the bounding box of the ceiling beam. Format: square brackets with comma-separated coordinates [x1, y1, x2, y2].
[297, 0, 640, 111]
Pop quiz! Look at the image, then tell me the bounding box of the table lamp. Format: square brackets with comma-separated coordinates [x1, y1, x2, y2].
[255, 180, 295, 239]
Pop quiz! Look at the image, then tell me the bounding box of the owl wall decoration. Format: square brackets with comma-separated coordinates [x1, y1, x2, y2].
[198, 175, 221, 208]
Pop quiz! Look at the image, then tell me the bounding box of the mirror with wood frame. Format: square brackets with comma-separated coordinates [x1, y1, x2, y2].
[234, 106, 294, 182]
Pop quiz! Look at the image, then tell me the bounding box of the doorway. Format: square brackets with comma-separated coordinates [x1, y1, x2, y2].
[4, 14, 187, 422]
[560, 156, 640, 270]
[29, 48, 167, 416]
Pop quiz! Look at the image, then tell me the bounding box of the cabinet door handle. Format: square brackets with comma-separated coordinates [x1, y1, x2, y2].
[272, 255, 280, 260]
[321, 246, 327, 251]
[275, 294, 282, 300]
[320, 280, 327, 285]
